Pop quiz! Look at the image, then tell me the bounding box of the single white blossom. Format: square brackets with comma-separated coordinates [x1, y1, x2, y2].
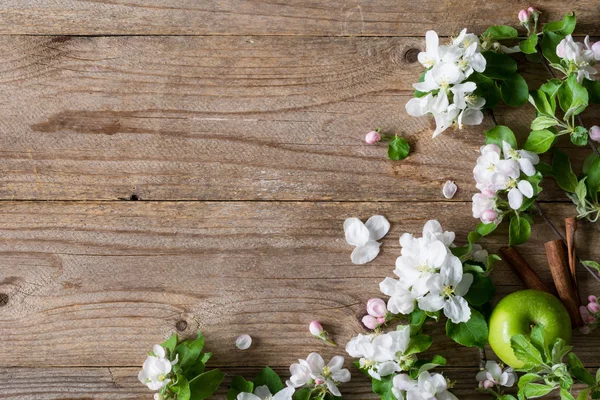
[393, 371, 458, 400]
[380, 277, 416, 314]
[344, 216, 390, 264]
[476, 361, 517, 389]
[237, 385, 295, 400]
[473, 144, 520, 192]
[442, 180, 458, 199]
[507, 180, 534, 210]
[502, 141, 539, 177]
[287, 353, 351, 397]
[138, 345, 177, 391]
[236, 334, 252, 350]
[556, 35, 598, 83]
[418, 30, 441, 68]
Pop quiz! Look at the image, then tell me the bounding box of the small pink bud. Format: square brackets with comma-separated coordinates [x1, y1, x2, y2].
[366, 298, 387, 318]
[518, 9, 531, 23]
[309, 320, 324, 337]
[315, 379, 325, 385]
[484, 380, 495, 389]
[365, 130, 381, 145]
[527, 7, 539, 15]
[588, 302, 600, 313]
[589, 295, 598, 304]
[580, 306, 596, 324]
[590, 126, 600, 142]
[362, 315, 380, 330]
[377, 316, 386, 324]
[580, 325, 591, 334]
[481, 209, 498, 224]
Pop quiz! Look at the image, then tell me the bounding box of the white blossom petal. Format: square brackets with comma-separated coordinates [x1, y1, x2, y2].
[518, 180, 534, 198]
[365, 215, 390, 241]
[418, 292, 445, 312]
[344, 218, 369, 246]
[442, 180, 458, 199]
[236, 334, 252, 350]
[254, 386, 273, 399]
[443, 296, 471, 323]
[351, 241, 381, 265]
[454, 273, 473, 297]
[508, 187, 523, 210]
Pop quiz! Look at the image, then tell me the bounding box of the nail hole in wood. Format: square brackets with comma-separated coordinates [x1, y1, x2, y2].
[130, 194, 139, 201]
[176, 320, 188, 331]
[404, 48, 420, 63]
[0, 293, 8, 307]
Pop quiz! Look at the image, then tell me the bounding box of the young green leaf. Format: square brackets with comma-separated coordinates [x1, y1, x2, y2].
[189, 369, 225, 400]
[541, 79, 563, 99]
[464, 273, 495, 306]
[557, 74, 589, 119]
[529, 90, 555, 116]
[524, 129, 556, 153]
[520, 35, 539, 54]
[583, 153, 599, 174]
[552, 150, 578, 192]
[483, 25, 519, 40]
[509, 214, 531, 246]
[530, 116, 557, 131]
[541, 31, 564, 64]
[571, 126, 589, 146]
[482, 51, 518, 78]
[499, 73, 529, 107]
[172, 375, 191, 400]
[521, 383, 556, 398]
[568, 353, 597, 386]
[416, 355, 447, 376]
[529, 324, 550, 362]
[543, 12, 577, 36]
[162, 333, 179, 356]
[518, 373, 542, 389]
[253, 367, 285, 395]
[485, 125, 518, 148]
[582, 78, 600, 104]
[371, 375, 396, 400]
[551, 338, 573, 364]
[405, 333, 433, 355]
[586, 156, 600, 203]
[475, 221, 498, 237]
[577, 389, 591, 400]
[409, 308, 427, 334]
[511, 334, 545, 367]
[581, 260, 600, 272]
[388, 136, 410, 161]
[445, 308, 488, 348]
[292, 388, 312, 400]
[227, 376, 254, 400]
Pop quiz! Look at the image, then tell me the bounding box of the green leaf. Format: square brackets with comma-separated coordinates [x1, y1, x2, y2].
[520, 35, 539, 54]
[409, 308, 427, 334]
[543, 12, 577, 36]
[483, 25, 519, 40]
[577, 389, 591, 400]
[388, 136, 410, 161]
[476, 221, 498, 236]
[541, 31, 564, 64]
[541, 79, 563, 99]
[414, 70, 429, 98]
[530, 116, 557, 131]
[292, 388, 312, 400]
[227, 376, 254, 400]
[511, 334, 545, 368]
[172, 374, 191, 400]
[571, 126, 589, 146]
[253, 367, 285, 395]
[522, 383, 556, 398]
[464, 273, 495, 306]
[482, 51, 517, 78]
[582, 78, 600, 104]
[177, 332, 206, 367]
[529, 90, 555, 116]
[499, 73, 529, 107]
[406, 333, 432, 355]
[485, 125, 517, 148]
[557, 74, 589, 119]
[189, 369, 225, 400]
[469, 72, 501, 108]
[582, 260, 600, 272]
[509, 214, 531, 246]
[586, 156, 600, 202]
[446, 308, 488, 348]
[551, 338, 572, 364]
[371, 375, 396, 400]
[498, 395, 518, 400]
[568, 353, 596, 386]
[583, 153, 599, 174]
[518, 373, 542, 389]
[162, 333, 179, 356]
[416, 355, 447, 376]
[529, 323, 550, 362]
[524, 129, 556, 154]
[552, 150, 578, 192]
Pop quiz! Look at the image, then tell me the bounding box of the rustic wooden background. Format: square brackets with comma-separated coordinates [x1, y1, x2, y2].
[0, 1, 599, 399]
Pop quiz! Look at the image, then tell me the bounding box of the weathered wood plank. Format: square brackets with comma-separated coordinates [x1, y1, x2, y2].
[0, 201, 598, 370]
[0, 35, 588, 201]
[0, 1, 598, 36]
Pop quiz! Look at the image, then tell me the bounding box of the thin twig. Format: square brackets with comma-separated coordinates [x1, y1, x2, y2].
[478, 348, 487, 370]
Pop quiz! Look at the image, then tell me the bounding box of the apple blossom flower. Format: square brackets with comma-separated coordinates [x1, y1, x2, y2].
[237, 385, 295, 400]
[393, 371, 458, 400]
[473, 144, 520, 192]
[442, 180, 458, 199]
[502, 141, 539, 177]
[590, 126, 600, 142]
[589, 302, 600, 313]
[362, 298, 388, 329]
[380, 277, 416, 315]
[287, 353, 351, 397]
[345, 326, 412, 380]
[421, 219, 456, 246]
[476, 360, 517, 389]
[236, 334, 252, 350]
[518, 9, 530, 24]
[507, 180, 534, 210]
[580, 306, 596, 325]
[418, 257, 473, 323]
[395, 237, 450, 297]
[589, 295, 598, 303]
[365, 130, 381, 144]
[556, 35, 598, 83]
[472, 191, 498, 223]
[138, 344, 177, 391]
[344, 215, 390, 264]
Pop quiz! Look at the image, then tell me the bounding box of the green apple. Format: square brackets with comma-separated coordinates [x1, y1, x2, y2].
[489, 289, 572, 368]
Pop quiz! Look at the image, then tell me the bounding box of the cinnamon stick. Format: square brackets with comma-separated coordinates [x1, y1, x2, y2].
[565, 217, 580, 304]
[499, 247, 551, 293]
[545, 239, 584, 327]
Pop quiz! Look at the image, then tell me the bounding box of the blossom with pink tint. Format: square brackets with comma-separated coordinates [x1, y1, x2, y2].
[589, 295, 598, 304]
[309, 320, 324, 337]
[580, 306, 597, 325]
[527, 7, 540, 16]
[590, 126, 600, 142]
[588, 302, 600, 313]
[366, 298, 387, 318]
[481, 209, 498, 224]
[361, 315, 380, 330]
[518, 9, 530, 24]
[365, 131, 381, 145]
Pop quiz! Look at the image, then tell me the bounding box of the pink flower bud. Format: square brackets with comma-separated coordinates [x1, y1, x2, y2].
[580, 325, 591, 334]
[377, 316, 386, 324]
[481, 209, 498, 224]
[365, 130, 381, 145]
[588, 302, 600, 313]
[580, 306, 597, 325]
[309, 320, 324, 337]
[589, 295, 598, 304]
[527, 7, 539, 15]
[315, 379, 325, 385]
[590, 126, 600, 142]
[366, 298, 387, 318]
[518, 9, 531, 23]
[362, 315, 380, 330]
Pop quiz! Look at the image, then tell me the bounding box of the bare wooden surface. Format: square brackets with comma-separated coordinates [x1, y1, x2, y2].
[0, 1, 599, 36]
[1, 2, 600, 399]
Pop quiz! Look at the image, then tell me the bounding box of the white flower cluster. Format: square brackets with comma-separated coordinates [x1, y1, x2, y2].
[393, 371, 458, 400]
[406, 29, 487, 137]
[238, 386, 295, 400]
[379, 220, 473, 324]
[287, 353, 351, 397]
[344, 325, 412, 380]
[475, 360, 516, 390]
[138, 344, 178, 392]
[556, 34, 600, 83]
[472, 142, 539, 224]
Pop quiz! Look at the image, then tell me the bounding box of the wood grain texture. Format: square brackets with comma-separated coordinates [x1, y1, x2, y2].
[0, 35, 590, 202]
[1, 366, 589, 400]
[0, 201, 598, 372]
[0, 1, 599, 36]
